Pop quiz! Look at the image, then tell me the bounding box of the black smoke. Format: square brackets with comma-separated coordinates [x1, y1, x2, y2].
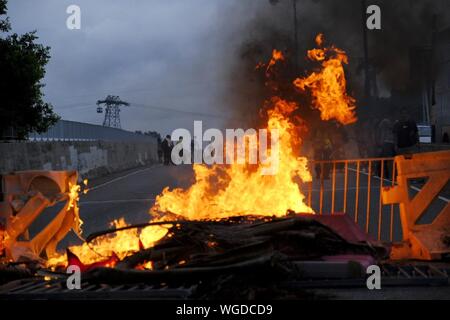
[220, 0, 449, 125]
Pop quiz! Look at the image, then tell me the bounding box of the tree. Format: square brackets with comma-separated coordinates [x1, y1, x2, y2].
[0, 0, 59, 140]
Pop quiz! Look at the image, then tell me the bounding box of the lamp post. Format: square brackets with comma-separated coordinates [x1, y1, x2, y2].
[269, 0, 299, 68]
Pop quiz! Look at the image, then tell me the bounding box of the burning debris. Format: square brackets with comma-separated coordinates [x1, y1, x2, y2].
[70, 214, 386, 299]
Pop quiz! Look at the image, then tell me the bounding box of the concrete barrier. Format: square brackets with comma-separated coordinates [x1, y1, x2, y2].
[0, 140, 158, 179]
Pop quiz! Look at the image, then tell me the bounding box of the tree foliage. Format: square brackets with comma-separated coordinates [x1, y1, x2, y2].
[0, 0, 59, 139]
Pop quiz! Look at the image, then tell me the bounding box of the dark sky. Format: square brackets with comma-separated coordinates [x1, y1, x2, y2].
[7, 0, 247, 135]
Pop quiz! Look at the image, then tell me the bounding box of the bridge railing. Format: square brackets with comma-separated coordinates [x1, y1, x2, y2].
[305, 157, 401, 242]
[28, 120, 155, 142]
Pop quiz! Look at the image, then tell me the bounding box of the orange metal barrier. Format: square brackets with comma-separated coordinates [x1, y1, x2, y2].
[382, 151, 450, 260]
[0, 171, 82, 262]
[308, 151, 450, 260]
[307, 157, 399, 242]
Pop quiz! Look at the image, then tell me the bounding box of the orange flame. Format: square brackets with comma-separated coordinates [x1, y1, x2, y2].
[152, 34, 357, 219]
[266, 49, 285, 75]
[47, 218, 168, 268]
[315, 33, 324, 46]
[152, 97, 313, 219]
[294, 35, 357, 125]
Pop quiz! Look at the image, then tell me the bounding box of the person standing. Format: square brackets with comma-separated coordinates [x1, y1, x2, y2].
[314, 133, 332, 180]
[161, 135, 173, 165]
[376, 118, 396, 179]
[393, 108, 419, 155]
[157, 136, 163, 163]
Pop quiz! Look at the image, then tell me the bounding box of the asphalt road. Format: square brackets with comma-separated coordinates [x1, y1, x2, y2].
[78, 164, 194, 234]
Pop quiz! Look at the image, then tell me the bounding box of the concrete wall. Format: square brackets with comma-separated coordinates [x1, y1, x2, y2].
[0, 140, 158, 178]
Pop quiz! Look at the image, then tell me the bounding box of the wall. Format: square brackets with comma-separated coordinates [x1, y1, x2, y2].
[0, 140, 158, 178]
[432, 27, 450, 142]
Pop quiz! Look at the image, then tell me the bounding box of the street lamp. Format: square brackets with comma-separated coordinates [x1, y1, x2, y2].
[269, 0, 299, 68]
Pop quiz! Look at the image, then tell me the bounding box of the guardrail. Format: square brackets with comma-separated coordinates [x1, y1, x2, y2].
[28, 120, 155, 142]
[305, 157, 401, 242]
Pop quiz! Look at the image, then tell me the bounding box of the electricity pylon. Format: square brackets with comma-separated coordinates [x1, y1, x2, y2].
[96, 95, 130, 129]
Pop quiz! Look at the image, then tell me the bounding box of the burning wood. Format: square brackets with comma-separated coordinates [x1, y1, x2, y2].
[58, 214, 384, 299]
[67, 214, 384, 276]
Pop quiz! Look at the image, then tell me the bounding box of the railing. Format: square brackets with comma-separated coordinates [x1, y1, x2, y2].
[305, 157, 401, 243]
[28, 120, 155, 142]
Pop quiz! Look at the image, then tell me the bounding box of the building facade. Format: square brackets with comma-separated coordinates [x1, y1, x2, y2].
[432, 27, 450, 142]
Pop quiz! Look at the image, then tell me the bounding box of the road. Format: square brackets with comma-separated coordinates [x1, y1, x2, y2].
[79, 165, 192, 232]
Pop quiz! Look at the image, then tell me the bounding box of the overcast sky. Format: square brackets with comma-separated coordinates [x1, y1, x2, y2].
[7, 0, 248, 135]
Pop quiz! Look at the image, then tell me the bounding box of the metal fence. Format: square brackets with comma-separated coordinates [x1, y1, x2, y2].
[305, 158, 402, 243]
[28, 120, 155, 142]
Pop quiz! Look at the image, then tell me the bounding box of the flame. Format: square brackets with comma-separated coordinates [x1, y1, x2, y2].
[266, 49, 284, 75]
[0, 230, 5, 258]
[82, 179, 89, 194]
[47, 218, 168, 268]
[138, 261, 153, 270]
[67, 181, 84, 238]
[293, 35, 357, 125]
[315, 33, 324, 46]
[152, 97, 313, 219]
[152, 34, 357, 220]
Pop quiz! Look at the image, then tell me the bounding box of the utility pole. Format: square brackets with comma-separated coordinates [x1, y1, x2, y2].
[96, 95, 130, 129]
[292, 0, 299, 68]
[423, 14, 437, 125]
[361, 0, 371, 101]
[268, 0, 299, 67]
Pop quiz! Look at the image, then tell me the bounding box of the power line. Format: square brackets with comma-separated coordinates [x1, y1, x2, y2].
[55, 100, 236, 121]
[130, 102, 234, 120]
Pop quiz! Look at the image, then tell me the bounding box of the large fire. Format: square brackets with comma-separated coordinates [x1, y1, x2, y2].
[152, 34, 356, 219]
[46, 34, 357, 268]
[152, 97, 313, 219]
